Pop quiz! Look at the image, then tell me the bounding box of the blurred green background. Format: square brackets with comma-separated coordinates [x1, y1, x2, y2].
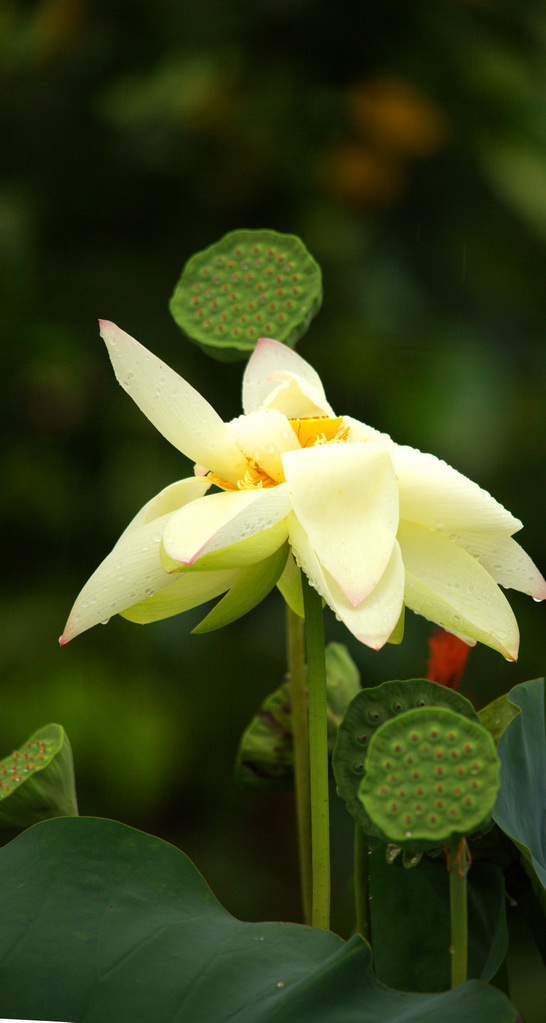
[1, 0, 545, 1004]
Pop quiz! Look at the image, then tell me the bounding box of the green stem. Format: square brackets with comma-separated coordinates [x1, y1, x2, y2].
[354, 825, 372, 945]
[301, 576, 330, 931]
[286, 604, 312, 926]
[449, 839, 468, 987]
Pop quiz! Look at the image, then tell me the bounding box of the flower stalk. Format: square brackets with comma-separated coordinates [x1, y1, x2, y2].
[302, 574, 330, 930]
[286, 604, 312, 926]
[449, 838, 469, 987]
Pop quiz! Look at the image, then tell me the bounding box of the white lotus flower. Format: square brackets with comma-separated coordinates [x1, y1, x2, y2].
[60, 322, 546, 659]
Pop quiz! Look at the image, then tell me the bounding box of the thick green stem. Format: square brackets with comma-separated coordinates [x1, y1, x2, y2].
[354, 825, 372, 945]
[286, 604, 312, 926]
[301, 576, 330, 931]
[449, 839, 468, 987]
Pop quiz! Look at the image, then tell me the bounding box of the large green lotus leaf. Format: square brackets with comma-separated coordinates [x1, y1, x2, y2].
[369, 846, 508, 992]
[0, 817, 517, 1023]
[492, 678, 546, 911]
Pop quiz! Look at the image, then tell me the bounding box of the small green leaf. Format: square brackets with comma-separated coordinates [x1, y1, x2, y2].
[0, 724, 78, 829]
[360, 707, 500, 850]
[387, 606, 405, 645]
[333, 679, 480, 837]
[192, 543, 289, 634]
[277, 552, 304, 617]
[169, 229, 323, 360]
[479, 692, 521, 746]
[0, 817, 518, 1023]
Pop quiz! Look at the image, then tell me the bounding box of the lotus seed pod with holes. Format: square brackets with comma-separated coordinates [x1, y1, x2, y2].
[0, 724, 78, 828]
[169, 229, 323, 360]
[332, 678, 480, 836]
[358, 706, 500, 851]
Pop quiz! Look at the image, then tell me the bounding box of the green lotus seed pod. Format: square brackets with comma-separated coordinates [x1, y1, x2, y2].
[236, 643, 361, 791]
[169, 229, 322, 360]
[0, 724, 78, 829]
[359, 706, 500, 851]
[236, 680, 294, 792]
[332, 678, 480, 836]
[324, 642, 361, 727]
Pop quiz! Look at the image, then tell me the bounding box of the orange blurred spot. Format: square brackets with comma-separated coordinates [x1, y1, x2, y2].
[31, 0, 86, 64]
[326, 145, 404, 205]
[349, 76, 448, 158]
[426, 628, 471, 690]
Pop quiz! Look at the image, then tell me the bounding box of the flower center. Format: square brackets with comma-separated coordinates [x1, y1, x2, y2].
[237, 462, 278, 490]
[289, 415, 349, 447]
[207, 416, 349, 492]
[207, 461, 278, 492]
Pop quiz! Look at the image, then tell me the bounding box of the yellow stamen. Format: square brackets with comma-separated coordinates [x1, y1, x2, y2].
[207, 418, 349, 494]
[236, 462, 277, 490]
[206, 472, 238, 491]
[207, 460, 277, 492]
[289, 416, 349, 447]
